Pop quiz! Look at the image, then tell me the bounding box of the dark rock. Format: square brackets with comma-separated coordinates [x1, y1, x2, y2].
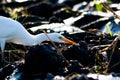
[0, 64, 15, 80]
[0, 9, 10, 17]
[17, 15, 46, 28]
[53, 7, 79, 20]
[107, 48, 120, 73]
[67, 60, 89, 74]
[49, 16, 64, 23]
[0, 1, 37, 8]
[26, 1, 54, 19]
[17, 15, 46, 24]
[73, 14, 102, 28]
[22, 44, 65, 79]
[63, 41, 90, 66]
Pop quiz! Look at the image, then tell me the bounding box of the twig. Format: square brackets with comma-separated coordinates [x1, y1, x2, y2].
[104, 37, 118, 72]
[101, 1, 120, 20]
[80, 17, 112, 29]
[42, 30, 70, 66]
[107, 60, 120, 72]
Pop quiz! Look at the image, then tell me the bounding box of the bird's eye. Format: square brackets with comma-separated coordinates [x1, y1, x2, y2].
[58, 36, 63, 39]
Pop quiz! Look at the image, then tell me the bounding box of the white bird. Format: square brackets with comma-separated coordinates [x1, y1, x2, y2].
[0, 16, 77, 63]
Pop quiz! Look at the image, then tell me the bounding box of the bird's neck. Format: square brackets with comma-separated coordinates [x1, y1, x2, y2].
[11, 33, 49, 46]
[34, 33, 49, 45]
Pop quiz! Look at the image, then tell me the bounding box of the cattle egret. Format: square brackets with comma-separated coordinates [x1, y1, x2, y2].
[0, 16, 77, 63]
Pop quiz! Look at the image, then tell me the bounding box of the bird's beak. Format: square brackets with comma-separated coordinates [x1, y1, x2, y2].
[59, 37, 77, 45]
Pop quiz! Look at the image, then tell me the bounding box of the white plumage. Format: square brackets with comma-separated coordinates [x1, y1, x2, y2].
[0, 16, 77, 63]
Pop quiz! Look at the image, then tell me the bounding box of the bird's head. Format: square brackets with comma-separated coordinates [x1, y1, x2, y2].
[48, 33, 77, 45]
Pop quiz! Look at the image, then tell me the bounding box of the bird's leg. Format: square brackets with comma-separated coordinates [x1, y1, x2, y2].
[0, 40, 7, 64]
